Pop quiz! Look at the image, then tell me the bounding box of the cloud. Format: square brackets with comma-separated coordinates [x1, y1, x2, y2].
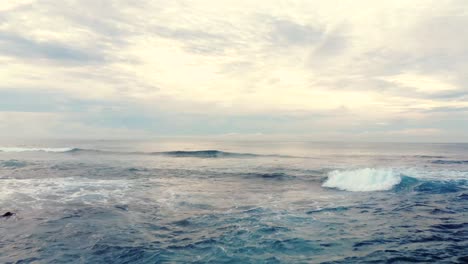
[152, 25, 232, 55]
[0, 0, 36, 12]
[0, 32, 105, 63]
[0, 0, 467, 141]
[268, 18, 323, 47]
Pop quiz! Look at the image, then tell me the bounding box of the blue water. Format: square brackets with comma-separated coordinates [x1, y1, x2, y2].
[0, 140, 467, 263]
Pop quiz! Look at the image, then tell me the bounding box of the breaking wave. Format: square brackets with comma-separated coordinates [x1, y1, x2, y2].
[322, 168, 467, 193]
[322, 168, 402, 192]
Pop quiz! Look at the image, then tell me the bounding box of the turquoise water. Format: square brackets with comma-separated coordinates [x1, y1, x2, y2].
[0, 140, 467, 263]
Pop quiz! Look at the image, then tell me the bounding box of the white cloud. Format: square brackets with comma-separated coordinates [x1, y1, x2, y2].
[0, 0, 36, 12]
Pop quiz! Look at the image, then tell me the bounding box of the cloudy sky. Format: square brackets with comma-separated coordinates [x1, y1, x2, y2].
[1, 0, 467, 141]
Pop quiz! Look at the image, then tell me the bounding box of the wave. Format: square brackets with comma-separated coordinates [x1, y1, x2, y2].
[0, 147, 75, 153]
[306, 206, 349, 214]
[154, 150, 260, 158]
[71, 149, 270, 158]
[431, 159, 468, 164]
[0, 160, 28, 168]
[413, 180, 466, 194]
[1, 147, 289, 159]
[414, 155, 446, 159]
[322, 168, 402, 192]
[65, 148, 103, 154]
[322, 168, 467, 193]
[241, 172, 295, 180]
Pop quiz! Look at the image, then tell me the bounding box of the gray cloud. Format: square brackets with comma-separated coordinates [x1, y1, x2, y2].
[154, 26, 223, 41]
[38, 0, 139, 38]
[269, 18, 323, 47]
[0, 0, 143, 66]
[313, 33, 347, 56]
[152, 25, 240, 55]
[349, 11, 468, 83]
[265, 16, 348, 60]
[425, 90, 467, 100]
[0, 32, 105, 63]
[424, 106, 468, 113]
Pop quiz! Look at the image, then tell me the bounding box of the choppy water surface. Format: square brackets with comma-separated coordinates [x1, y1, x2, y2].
[0, 140, 467, 263]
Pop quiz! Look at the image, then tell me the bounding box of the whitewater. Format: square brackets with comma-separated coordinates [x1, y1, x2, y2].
[0, 140, 467, 263]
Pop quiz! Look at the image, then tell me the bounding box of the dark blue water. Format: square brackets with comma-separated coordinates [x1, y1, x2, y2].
[0, 140, 467, 263]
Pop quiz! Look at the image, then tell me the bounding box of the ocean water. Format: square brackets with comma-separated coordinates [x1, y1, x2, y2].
[0, 139, 467, 263]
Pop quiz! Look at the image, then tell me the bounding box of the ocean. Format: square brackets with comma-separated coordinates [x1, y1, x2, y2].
[0, 139, 467, 263]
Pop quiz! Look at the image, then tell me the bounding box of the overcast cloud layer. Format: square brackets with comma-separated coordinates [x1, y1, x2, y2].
[1, 0, 467, 141]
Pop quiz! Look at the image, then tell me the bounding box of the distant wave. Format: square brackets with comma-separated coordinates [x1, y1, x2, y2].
[0, 147, 75, 153]
[71, 148, 280, 158]
[65, 148, 103, 154]
[154, 150, 262, 158]
[414, 155, 447, 159]
[241, 172, 295, 180]
[322, 168, 402, 192]
[1, 147, 290, 158]
[0, 160, 28, 168]
[431, 159, 468, 164]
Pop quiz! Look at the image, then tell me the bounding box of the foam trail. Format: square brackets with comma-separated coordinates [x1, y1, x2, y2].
[323, 168, 401, 192]
[0, 147, 75, 153]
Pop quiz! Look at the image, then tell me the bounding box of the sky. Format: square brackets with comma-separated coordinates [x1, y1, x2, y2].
[0, 0, 467, 141]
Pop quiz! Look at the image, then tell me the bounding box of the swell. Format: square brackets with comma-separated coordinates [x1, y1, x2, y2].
[431, 159, 468, 165]
[154, 150, 261, 158]
[0, 160, 28, 168]
[240, 172, 295, 180]
[414, 155, 447, 159]
[65, 150, 468, 161]
[41, 148, 293, 158]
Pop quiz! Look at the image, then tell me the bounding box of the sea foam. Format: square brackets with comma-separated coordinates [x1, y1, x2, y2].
[323, 168, 401, 192]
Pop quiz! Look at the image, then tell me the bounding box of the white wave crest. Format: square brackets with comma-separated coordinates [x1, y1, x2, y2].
[0, 147, 74, 153]
[323, 168, 401, 192]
